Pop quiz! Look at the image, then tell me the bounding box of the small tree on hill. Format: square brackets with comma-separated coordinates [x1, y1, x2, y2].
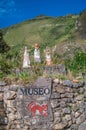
[0, 30, 10, 53]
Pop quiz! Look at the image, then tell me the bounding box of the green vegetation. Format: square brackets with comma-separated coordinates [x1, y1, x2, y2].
[65, 50, 86, 76]
[0, 11, 86, 83]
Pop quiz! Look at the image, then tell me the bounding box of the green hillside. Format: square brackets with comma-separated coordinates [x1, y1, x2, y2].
[0, 12, 86, 83]
[3, 15, 77, 47]
[3, 13, 86, 55]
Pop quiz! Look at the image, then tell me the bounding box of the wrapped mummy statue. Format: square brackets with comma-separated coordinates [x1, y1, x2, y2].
[34, 43, 41, 63]
[45, 47, 52, 66]
[23, 46, 30, 68]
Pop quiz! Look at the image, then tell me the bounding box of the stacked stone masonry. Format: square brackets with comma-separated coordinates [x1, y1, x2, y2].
[0, 82, 7, 130]
[0, 79, 86, 130]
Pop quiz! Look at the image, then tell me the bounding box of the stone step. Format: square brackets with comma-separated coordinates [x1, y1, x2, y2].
[0, 116, 8, 124]
[0, 112, 6, 116]
[0, 126, 6, 130]
[0, 98, 7, 130]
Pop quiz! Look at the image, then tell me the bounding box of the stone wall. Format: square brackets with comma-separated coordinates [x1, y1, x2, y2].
[2, 79, 86, 130]
[0, 82, 7, 130]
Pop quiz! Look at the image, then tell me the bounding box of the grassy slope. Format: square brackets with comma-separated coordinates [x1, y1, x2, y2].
[3, 15, 77, 49]
[0, 14, 86, 82]
[2, 14, 86, 63]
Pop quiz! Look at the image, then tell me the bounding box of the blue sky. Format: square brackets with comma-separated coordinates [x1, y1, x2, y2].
[0, 0, 86, 28]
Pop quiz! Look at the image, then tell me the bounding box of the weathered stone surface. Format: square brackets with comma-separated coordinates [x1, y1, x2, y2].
[56, 86, 65, 93]
[60, 101, 67, 107]
[51, 99, 59, 108]
[62, 107, 71, 114]
[75, 95, 84, 101]
[54, 116, 61, 123]
[0, 81, 6, 86]
[63, 80, 84, 88]
[0, 93, 3, 101]
[64, 115, 71, 121]
[75, 111, 81, 118]
[78, 120, 86, 130]
[4, 91, 17, 100]
[65, 87, 73, 93]
[70, 124, 78, 130]
[1, 78, 86, 130]
[17, 77, 53, 129]
[63, 80, 73, 87]
[53, 79, 60, 84]
[53, 82, 58, 87]
[76, 113, 86, 124]
[0, 86, 4, 92]
[54, 122, 67, 130]
[8, 113, 16, 121]
[78, 81, 85, 87]
[54, 111, 61, 117]
[51, 92, 60, 99]
[43, 64, 66, 76]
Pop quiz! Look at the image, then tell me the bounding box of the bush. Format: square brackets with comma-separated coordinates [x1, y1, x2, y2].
[65, 50, 86, 75]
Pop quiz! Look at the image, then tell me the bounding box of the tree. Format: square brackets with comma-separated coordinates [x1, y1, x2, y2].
[79, 10, 86, 37]
[0, 30, 10, 53]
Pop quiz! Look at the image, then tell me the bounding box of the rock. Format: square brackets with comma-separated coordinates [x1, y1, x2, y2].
[9, 84, 18, 91]
[79, 87, 85, 94]
[66, 93, 74, 98]
[84, 91, 86, 98]
[8, 113, 16, 121]
[70, 124, 78, 130]
[56, 86, 65, 93]
[0, 86, 4, 92]
[0, 93, 3, 101]
[2, 78, 86, 130]
[53, 82, 58, 88]
[54, 122, 67, 130]
[0, 81, 6, 86]
[51, 99, 59, 108]
[76, 113, 86, 124]
[75, 111, 80, 118]
[60, 101, 67, 107]
[68, 120, 72, 127]
[64, 115, 71, 121]
[16, 124, 21, 129]
[5, 100, 16, 109]
[72, 79, 79, 83]
[62, 107, 71, 114]
[65, 87, 73, 93]
[63, 80, 73, 87]
[59, 80, 63, 84]
[72, 83, 79, 88]
[4, 91, 17, 100]
[78, 81, 85, 87]
[53, 79, 60, 84]
[67, 128, 71, 130]
[54, 111, 61, 117]
[78, 120, 86, 130]
[54, 116, 61, 123]
[51, 92, 60, 99]
[75, 95, 84, 101]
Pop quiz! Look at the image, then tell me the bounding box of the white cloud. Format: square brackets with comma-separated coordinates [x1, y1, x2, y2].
[0, 0, 17, 16]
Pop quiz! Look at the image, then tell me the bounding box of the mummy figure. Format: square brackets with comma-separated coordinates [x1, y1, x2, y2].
[45, 47, 52, 66]
[34, 43, 41, 63]
[23, 46, 30, 68]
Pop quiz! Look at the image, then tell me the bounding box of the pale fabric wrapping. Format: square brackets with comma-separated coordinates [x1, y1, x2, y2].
[23, 50, 30, 68]
[34, 49, 41, 62]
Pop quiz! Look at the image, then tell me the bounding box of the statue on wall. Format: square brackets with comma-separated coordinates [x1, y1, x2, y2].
[23, 46, 30, 68]
[45, 47, 52, 66]
[34, 43, 41, 63]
